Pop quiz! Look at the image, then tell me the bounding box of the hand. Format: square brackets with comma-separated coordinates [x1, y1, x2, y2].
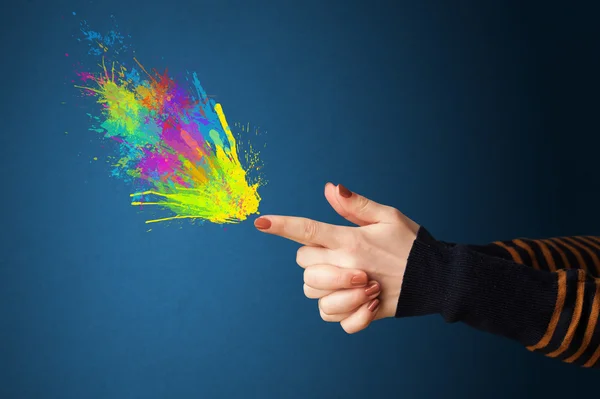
[254, 182, 420, 333]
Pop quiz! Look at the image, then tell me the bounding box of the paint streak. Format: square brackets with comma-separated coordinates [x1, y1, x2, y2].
[72, 20, 265, 225]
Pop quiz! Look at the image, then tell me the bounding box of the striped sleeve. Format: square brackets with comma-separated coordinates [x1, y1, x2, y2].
[396, 228, 600, 368]
[526, 269, 600, 367]
[469, 236, 600, 276]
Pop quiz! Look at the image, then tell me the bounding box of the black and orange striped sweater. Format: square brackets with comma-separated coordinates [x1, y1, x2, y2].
[396, 227, 600, 369]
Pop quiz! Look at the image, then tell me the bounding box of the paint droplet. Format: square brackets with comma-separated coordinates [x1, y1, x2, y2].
[93, 157, 98, 161]
[65, 53, 69, 57]
[64, 131, 68, 134]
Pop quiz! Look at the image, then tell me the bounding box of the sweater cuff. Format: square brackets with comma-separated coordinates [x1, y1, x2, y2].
[395, 226, 453, 318]
[394, 226, 558, 346]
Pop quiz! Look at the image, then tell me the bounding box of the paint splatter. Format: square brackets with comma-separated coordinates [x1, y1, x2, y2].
[71, 19, 265, 225]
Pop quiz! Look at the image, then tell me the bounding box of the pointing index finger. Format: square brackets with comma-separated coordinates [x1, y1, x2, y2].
[254, 215, 345, 248]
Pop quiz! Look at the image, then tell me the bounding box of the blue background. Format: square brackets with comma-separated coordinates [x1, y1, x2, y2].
[1, 0, 599, 398]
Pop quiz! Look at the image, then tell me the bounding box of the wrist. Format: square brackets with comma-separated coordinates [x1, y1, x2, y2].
[380, 226, 421, 319]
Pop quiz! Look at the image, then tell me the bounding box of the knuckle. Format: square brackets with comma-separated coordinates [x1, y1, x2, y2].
[319, 309, 327, 320]
[303, 284, 311, 298]
[388, 207, 404, 222]
[303, 219, 319, 241]
[303, 268, 312, 285]
[318, 297, 331, 314]
[320, 309, 334, 322]
[318, 296, 329, 308]
[296, 247, 307, 267]
[356, 196, 370, 215]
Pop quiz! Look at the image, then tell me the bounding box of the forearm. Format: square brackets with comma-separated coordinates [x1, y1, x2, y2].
[396, 227, 600, 368]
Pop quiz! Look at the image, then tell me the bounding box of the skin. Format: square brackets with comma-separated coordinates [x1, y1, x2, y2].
[254, 182, 421, 334]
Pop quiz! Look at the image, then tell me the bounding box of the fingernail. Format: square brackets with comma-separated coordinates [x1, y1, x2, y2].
[351, 274, 368, 286]
[254, 217, 271, 230]
[338, 184, 352, 198]
[367, 298, 380, 312]
[365, 282, 380, 296]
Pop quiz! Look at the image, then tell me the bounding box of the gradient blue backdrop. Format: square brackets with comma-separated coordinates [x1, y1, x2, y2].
[1, 0, 599, 398]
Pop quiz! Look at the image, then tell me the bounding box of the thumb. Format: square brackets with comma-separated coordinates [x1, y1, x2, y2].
[324, 182, 369, 226]
[330, 184, 399, 225]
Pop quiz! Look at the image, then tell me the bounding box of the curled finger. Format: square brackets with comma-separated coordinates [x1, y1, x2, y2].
[319, 308, 354, 323]
[304, 265, 368, 290]
[339, 298, 380, 334]
[303, 284, 334, 299]
[318, 281, 380, 315]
